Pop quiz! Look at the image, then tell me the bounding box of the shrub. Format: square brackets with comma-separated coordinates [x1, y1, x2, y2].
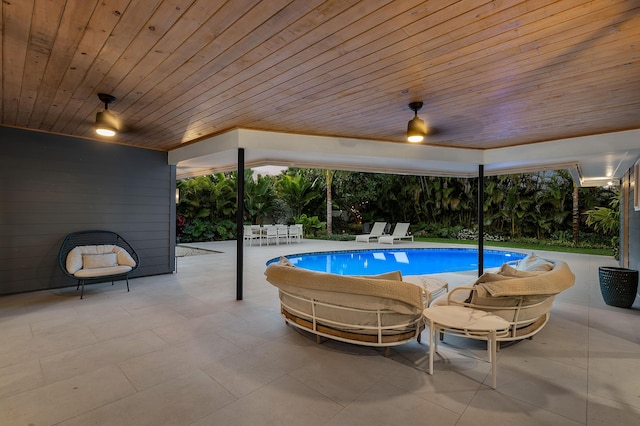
[457, 228, 505, 242]
[295, 214, 326, 237]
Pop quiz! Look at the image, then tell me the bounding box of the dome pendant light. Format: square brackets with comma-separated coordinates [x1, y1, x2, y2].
[406, 101, 426, 143]
[95, 93, 118, 137]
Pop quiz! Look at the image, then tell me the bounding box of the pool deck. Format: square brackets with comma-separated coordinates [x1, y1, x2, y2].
[1, 239, 639, 425]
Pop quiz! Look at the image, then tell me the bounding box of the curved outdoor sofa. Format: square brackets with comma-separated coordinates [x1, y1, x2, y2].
[264, 258, 429, 355]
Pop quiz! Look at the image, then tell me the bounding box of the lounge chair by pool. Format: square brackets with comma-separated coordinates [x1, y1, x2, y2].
[379, 222, 413, 244]
[355, 221, 387, 243]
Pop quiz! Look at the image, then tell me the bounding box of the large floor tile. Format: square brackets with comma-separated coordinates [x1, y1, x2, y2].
[214, 314, 291, 349]
[251, 335, 333, 373]
[494, 351, 588, 422]
[201, 350, 288, 398]
[58, 370, 236, 426]
[40, 330, 168, 384]
[191, 375, 343, 426]
[0, 325, 97, 368]
[382, 354, 482, 414]
[118, 332, 243, 390]
[151, 310, 242, 345]
[288, 349, 389, 405]
[456, 388, 583, 426]
[0, 359, 43, 399]
[0, 365, 135, 425]
[587, 393, 640, 425]
[588, 349, 640, 409]
[0, 322, 32, 344]
[327, 378, 459, 425]
[89, 306, 188, 341]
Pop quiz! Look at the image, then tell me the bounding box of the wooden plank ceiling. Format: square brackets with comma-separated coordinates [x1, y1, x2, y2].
[2, 0, 639, 152]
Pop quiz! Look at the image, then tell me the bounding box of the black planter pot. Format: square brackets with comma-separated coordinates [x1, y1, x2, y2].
[598, 266, 638, 308]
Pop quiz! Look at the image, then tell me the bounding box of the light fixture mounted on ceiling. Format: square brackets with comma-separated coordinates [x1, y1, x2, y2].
[95, 93, 118, 137]
[406, 101, 426, 143]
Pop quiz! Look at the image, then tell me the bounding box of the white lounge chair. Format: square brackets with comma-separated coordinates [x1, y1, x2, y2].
[379, 223, 414, 244]
[355, 221, 387, 243]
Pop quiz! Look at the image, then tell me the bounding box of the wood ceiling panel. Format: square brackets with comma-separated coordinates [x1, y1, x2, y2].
[121, 0, 402, 145]
[154, 0, 566, 143]
[114, 0, 355, 142]
[119, 0, 297, 123]
[3, 0, 34, 123]
[15, 0, 65, 127]
[1, 0, 639, 152]
[27, 2, 99, 129]
[41, 0, 131, 131]
[56, 0, 169, 134]
[131, 0, 475, 145]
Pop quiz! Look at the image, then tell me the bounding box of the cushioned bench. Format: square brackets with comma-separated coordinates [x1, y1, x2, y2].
[58, 230, 139, 298]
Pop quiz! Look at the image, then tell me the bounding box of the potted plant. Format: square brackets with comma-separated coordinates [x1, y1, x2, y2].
[598, 266, 638, 308]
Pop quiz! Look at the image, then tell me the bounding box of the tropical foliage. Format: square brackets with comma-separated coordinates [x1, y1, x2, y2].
[176, 168, 619, 250]
[585, 194, 620, 235]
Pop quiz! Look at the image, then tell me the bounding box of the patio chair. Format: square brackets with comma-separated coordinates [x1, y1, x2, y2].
[288, 224, 302, 243]
[243, 225, 261, 246]
[58, 230, 139, 298]
[355, 221, 387, 243]
[276, 224, 289, 244]
[263, 225, 278, 245]
[379, 223, 414, 244]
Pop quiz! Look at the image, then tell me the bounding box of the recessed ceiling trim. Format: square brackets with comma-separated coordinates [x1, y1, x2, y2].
[171, 128, 640, 185]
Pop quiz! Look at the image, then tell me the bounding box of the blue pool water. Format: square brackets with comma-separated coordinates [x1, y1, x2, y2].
[267, 248, 526, 276]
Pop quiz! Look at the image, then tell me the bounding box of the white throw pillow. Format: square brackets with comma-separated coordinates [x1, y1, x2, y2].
[279, 256, 295, 267]
[516, 253, 554, 272]
[66, 247, 84, 274]
[82, 253, 118, 269]
[113, 246, 136, 267]
[498, 263, 545, 277]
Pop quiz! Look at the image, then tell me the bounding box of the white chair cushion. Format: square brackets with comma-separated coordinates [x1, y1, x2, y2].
[74, 265, 132, 278]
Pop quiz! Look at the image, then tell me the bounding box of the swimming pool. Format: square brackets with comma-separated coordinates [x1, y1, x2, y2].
[267, 248, 526, 276]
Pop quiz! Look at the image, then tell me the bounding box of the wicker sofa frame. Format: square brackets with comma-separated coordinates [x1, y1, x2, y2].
[278, 288, 424, 356]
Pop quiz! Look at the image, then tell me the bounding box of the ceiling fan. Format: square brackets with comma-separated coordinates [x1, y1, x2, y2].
[406, 102, 427, 142]
[407, 101, 455, 143]
[95, 93, 119, 137]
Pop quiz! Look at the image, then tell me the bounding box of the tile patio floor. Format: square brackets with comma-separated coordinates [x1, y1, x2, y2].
[1, 240, 639, 425]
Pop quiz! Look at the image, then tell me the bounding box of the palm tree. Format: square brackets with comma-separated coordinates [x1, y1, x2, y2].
[277, 172, 321, 219]
[573, 185, 580, 243]
[325, 170, 335, 234]
[585, 191, 620, 235]
[242, 170, 276, 224]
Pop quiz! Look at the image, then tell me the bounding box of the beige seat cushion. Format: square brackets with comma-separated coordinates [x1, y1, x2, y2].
[74, 265, 133, 278]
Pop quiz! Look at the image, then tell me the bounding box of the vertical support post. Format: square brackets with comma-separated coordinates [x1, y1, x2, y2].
[478, 164, 484, 277]
[236, 148, 245, 300]
[170, 165, 177, 273]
